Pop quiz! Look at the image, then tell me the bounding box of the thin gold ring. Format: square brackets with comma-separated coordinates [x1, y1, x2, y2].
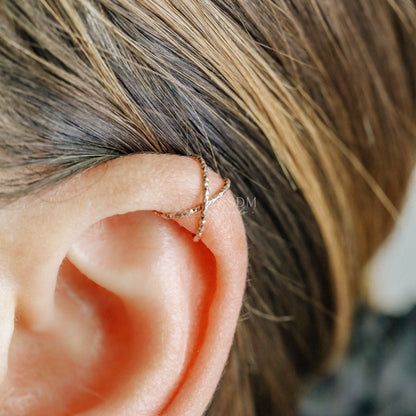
[154, 155, 231, 242]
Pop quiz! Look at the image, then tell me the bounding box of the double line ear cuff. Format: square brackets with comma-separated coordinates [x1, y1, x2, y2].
[154, 154, 231, 242]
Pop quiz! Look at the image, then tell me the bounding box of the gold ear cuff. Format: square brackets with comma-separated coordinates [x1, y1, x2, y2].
[154, 155, 231, 242]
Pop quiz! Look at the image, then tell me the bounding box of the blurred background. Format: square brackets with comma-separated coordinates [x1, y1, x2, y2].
[299, 169, 416, 416]
[299, 306, 416, 416]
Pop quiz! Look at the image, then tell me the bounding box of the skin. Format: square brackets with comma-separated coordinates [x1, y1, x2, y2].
[0, 154, 248, 416]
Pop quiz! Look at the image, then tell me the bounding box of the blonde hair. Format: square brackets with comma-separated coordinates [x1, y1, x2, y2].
[1, 0, 416, 414]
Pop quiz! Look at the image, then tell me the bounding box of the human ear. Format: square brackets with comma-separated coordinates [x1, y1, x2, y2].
[0, 154, 248, 416]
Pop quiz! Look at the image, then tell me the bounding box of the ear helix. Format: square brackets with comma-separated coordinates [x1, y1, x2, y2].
[153, 155, 231, 242]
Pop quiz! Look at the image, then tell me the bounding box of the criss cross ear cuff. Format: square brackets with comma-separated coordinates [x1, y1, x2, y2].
[154, 154, 231, 242]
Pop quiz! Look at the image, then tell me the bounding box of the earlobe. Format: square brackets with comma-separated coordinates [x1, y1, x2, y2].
[0, 154, 248, 416]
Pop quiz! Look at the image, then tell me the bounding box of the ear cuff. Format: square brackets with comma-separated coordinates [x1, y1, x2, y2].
[154, 154, 231, 242]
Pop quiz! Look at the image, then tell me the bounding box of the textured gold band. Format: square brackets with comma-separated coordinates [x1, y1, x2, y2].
[154, 155, 231, 242]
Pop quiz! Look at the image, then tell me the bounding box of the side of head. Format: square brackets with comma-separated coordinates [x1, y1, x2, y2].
[0, 1, 415, 415]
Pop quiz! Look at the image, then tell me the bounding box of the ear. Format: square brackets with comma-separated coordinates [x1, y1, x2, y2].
[0, 154, 248, 416]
